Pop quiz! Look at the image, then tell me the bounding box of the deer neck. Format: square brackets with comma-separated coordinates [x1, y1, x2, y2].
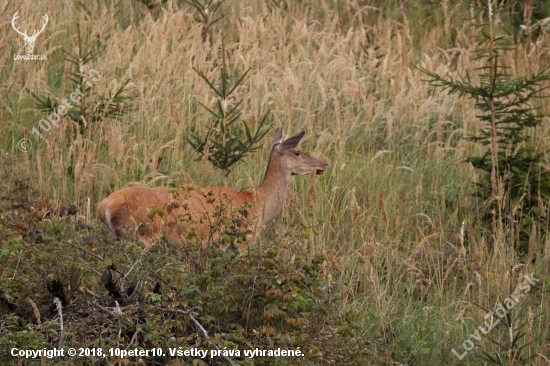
[254, 152, 292, 227]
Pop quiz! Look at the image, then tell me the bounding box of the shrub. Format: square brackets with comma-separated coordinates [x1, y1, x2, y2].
[0, 181, 372, 365]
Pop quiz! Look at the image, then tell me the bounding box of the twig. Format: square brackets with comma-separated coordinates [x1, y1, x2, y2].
[121, 255, 143, 294]
[166, 308, 235, 366]
[125, 326, 141, 351]
[245, 258, 260, 332]
[66, 240, 104, 261]
[122, 258, 141, 281]
[117, 324, 121, 348]
[93, 302, 135, 317]
[67, 261, 102, 276]
[144, 263, 169, 284]
[189, 313, 208, 338]
[86, 288, 101, 299]
[54, 297, 64, 349]
[27, 297, 41, 325]
[10, 255, 21, 280]
[115, 300, 122, 348]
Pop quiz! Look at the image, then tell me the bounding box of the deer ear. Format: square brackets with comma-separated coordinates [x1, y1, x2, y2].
[281, 131, 305, 150]
[271, 128, 283, 149]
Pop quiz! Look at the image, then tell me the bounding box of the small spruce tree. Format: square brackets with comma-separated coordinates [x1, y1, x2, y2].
[419, 0, 550, 256]
[188, 44, 272, 178]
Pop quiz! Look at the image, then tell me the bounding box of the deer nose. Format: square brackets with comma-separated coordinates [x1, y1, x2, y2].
[316, 162, 328, 175]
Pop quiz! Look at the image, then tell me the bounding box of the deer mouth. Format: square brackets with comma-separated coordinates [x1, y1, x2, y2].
[291, 168, 326, 176]
[290, 163, 327, 176]
[316, 163, 328, 175]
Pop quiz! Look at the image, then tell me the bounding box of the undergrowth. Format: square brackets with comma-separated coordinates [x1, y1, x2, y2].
[0, 181, 376, 365]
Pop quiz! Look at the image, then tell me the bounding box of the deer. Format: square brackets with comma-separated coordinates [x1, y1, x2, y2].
[11, 11, 49, 55]
[96, 129, 327, 250]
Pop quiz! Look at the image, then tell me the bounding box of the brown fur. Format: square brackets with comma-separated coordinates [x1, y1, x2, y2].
[96, 130, 327, 249]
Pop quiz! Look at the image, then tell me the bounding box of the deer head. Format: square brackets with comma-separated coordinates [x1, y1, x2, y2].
[11, 11, 49, 55]
[269, 129, 327, 176]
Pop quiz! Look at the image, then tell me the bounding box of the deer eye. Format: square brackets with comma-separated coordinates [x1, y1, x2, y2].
[294, 150, 301, 156]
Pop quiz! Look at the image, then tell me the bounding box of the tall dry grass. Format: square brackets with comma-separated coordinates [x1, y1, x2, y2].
[1, 0, 549, 363]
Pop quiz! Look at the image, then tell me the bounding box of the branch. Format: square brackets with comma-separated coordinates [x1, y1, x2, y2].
[166, 308, 235, 366]
[125, 327, 141, 351]
[66, 240, 104, 261]
[54, 297, 64, 349]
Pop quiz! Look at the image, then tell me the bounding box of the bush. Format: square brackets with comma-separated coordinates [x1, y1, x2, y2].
[0, 181, 372, 365]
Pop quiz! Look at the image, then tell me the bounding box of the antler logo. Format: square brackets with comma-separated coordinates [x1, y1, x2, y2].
[11, 11, 48, 55]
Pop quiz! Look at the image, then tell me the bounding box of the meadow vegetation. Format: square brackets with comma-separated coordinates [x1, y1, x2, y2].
[1, 0, 549, 365]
